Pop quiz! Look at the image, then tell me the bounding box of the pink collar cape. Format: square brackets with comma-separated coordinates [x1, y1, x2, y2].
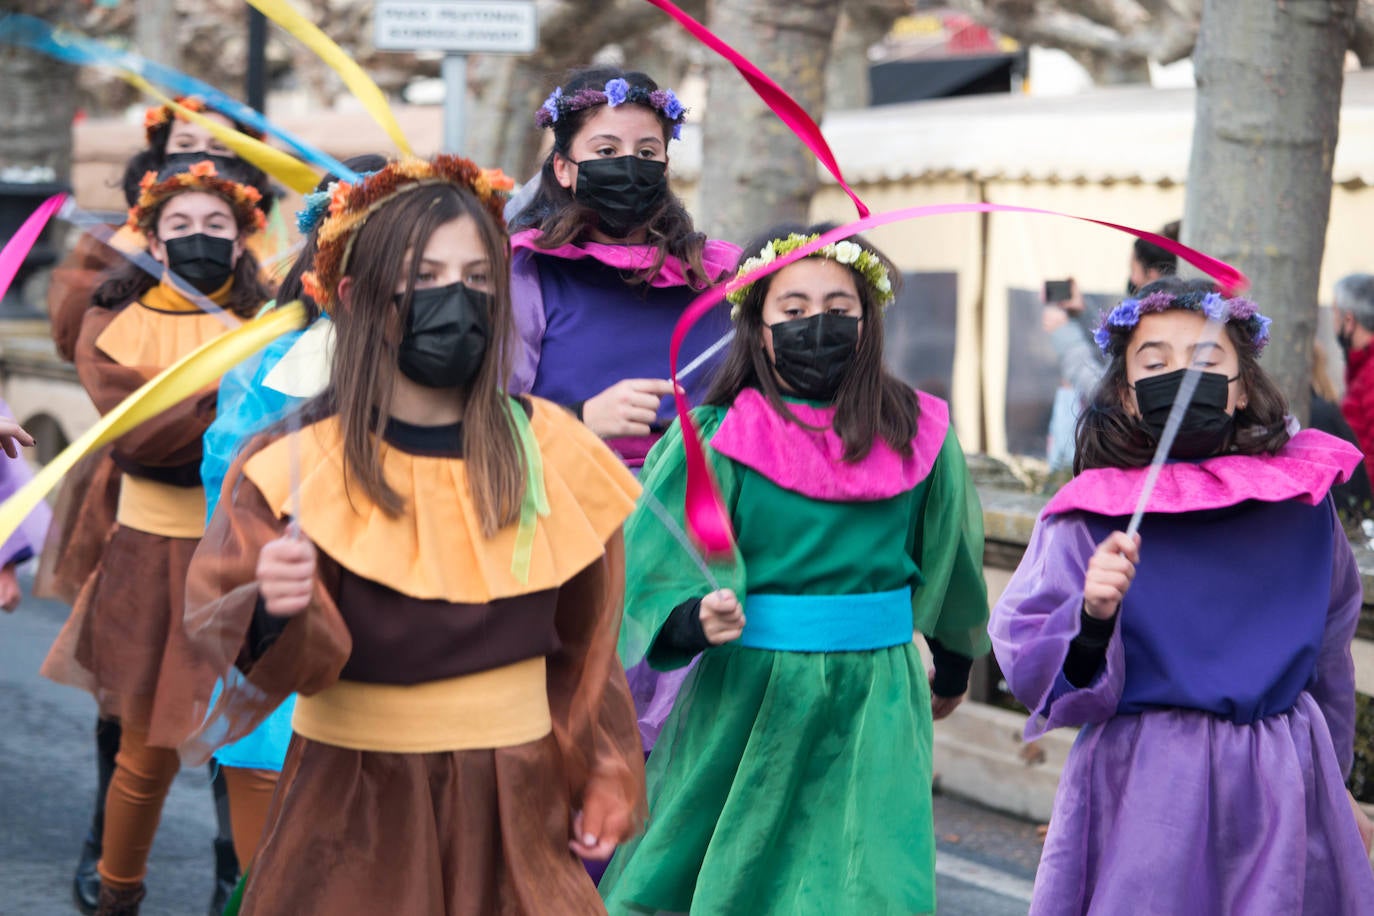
[1041, 428, 1362, 519]
[709, 387, 950, 502]
[509, 228, 739, 289]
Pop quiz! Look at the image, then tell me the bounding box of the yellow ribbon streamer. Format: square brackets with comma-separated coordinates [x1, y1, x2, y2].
[123, 72, 322, 194]
[246, 0, 414, 157]
[0, 301, 307, 547]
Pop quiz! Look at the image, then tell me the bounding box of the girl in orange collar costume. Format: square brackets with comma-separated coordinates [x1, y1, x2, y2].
[183, 155, 645, 915]
[40, 161, 272, 915]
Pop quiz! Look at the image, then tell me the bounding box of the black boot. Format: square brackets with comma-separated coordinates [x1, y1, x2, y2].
[208, 765, 240, 916]
[94, 881, 144, 916]
[209, 837, 239, 916]
[74, 717, 121, 915]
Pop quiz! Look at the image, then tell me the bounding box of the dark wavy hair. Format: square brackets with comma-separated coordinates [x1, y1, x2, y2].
[1073, 276, 1290, 474]
[704, 222, 919, 462]
[509, 65, 716, 288]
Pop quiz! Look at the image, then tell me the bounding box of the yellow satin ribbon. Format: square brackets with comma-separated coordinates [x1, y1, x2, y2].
[247, 0, 414, 157]
[123, 72, 322, 194]
[0, 301, 307, 547]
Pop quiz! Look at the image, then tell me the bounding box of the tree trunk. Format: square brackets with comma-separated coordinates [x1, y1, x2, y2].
[826, 0, 915, 112]
[1183, 0, 1355, 425]
[701, 0, 844, 242]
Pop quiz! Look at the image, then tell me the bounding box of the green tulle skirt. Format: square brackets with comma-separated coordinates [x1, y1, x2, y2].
[600, 642, 936, 916]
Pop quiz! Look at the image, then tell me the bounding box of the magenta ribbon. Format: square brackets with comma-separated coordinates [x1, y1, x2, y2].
[670, 201, 1249, 556]
[0, 192, 66, 305]
[642, 0, 869, 219]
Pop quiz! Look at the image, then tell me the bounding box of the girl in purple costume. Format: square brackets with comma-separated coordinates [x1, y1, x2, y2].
[993, 276, 1374, 915]
[507, 66, 739, 767]
[0, 407, 50, 612]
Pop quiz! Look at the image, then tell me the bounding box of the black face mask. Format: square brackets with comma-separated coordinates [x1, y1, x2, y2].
[1132, 368, 1237, 460]
[163, 152, 248, 183]
[163, 234, 236, 294]
[574, 156, 668, 238]
[396, 281, 491, 390]
[1338, 317, 1355, 357]
[767, 313, 860, 402]
[1125, 279, 1139, 297]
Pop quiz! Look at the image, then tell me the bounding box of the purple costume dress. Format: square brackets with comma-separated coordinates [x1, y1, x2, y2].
[508, 229, 740, 757]
[992, 429, 1374, 915]
[0, 398, 51, 572]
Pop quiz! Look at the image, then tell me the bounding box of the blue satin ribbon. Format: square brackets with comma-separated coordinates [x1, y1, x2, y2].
[0, 13, 359, 184]
[736, 588, 914, 653]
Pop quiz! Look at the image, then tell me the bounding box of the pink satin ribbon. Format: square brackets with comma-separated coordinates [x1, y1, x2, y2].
[670, 202, 1250, 556]
[0, 193, 66, 305]
[642, 0, 870, 219]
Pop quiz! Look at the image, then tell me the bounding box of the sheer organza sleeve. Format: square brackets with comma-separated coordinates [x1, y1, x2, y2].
[180, 441, 350, 764]
[547, 530, 648, 834]
[74, 306, 217, 467]
[989, 512, 1126, 741]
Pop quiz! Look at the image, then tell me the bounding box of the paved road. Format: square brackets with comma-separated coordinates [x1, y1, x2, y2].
[0, 577, 1038, 915]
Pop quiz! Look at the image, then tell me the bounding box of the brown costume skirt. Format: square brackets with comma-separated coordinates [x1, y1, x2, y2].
[241, 733, 607, 916]
[41, 524, 213, 749]
[33, 448, 120, 604]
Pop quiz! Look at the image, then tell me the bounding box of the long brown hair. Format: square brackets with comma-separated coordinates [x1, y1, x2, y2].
[1073, 277, 1290, 474]
[705, 222, 920, 462]
[510, 65, 717, 288]
[312, 182, 525, 536]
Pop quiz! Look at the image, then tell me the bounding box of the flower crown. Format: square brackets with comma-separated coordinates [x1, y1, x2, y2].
[295, 169, 383, 235]
[143, 96, 264, 145]
[125, 160, 266, 235]
[301, 155, 515, 307]
[536, 79, 688, 140]
[1093, 289, 1273, 354]
[726, 233, 895, 320]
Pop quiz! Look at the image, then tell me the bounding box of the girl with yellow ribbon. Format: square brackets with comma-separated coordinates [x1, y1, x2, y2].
[39, 99, 284, 916]
[181, 155, 646, 915]
[38, 161, 273, 916]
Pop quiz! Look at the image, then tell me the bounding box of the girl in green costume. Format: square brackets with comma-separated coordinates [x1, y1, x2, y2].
[600, 224, 991, 915]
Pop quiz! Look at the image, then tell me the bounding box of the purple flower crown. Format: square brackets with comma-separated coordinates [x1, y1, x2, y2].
[1093, 290, 1272, 354]
[535, 79, 688, 140]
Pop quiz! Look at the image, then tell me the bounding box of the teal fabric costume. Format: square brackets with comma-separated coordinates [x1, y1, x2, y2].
[600, 395, 990, 916]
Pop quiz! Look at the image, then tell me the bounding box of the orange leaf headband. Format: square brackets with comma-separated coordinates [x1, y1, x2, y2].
[125, 160, 267, 236]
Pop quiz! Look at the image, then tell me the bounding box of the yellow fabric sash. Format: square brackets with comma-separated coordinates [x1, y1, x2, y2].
[116, 476, 206, 539]
[292, 658, 551, 753]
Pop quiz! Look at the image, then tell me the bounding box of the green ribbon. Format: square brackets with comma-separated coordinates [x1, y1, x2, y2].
[508, 398, 550, 582]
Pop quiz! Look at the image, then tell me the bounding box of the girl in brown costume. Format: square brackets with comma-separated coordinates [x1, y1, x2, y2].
[183, 155, 646, 914]
[40, 102, 279, 914]
[41, 160, 271, 915]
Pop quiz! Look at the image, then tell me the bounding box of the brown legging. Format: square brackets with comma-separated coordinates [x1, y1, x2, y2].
[222, 766, 279, 868]
[97, 727, 180, 890]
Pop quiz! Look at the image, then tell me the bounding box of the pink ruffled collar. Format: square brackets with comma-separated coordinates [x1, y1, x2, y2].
[510, 229, 739, 289]
[709, 388, 950, 502]
[1042, 428, 1362, 519]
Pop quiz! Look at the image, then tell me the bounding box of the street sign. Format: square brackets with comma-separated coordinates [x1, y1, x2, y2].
[374, 1, 538, 54]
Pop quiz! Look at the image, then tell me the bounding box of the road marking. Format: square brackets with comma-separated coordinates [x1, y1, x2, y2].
[936, 851, 1036, 903]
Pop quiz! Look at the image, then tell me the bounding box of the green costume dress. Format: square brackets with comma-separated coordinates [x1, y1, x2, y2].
[601, 388, 990, 916]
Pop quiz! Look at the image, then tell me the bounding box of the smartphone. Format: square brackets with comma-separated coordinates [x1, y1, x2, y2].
[1044, 279, 1073, 304]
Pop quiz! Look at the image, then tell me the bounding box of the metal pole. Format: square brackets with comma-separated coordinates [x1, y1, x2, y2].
[442, 53, 467, 154]
[247, 8, 269, 113]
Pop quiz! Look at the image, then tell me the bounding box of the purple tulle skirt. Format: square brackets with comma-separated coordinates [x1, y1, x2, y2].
[1033, 692, 1374, 915]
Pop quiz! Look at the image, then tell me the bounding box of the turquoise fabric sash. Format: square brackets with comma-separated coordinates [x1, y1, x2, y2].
[736, 587, 913, 652]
